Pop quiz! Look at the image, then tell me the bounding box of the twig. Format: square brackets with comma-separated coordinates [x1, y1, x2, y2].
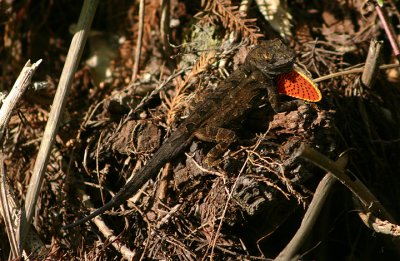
[373, 2, 400, 60]
[207, 158, 249, 260]
[0, 60, 42, 143]
[355, 39, 383, 141]
[207, 136, 265, 260]
[313, 63, 400, 83]
[358, 211, 400, 237]
[0, 154, 46, 259]
[74, 187, 137, 259]
[156, 163, 170, 202]
[92, 206, 136, 259]
[295, 144, 395, 222]
[22, 0, 98, 248]
[95, 130, 106, 204]
[160, 0, 175, 69]
[275, 153, 348, 261]
[94, 217, 136, 259]
[0, 59, 42, 258]
[153, 203, 182, 231]
[298, 146, 400, 254]
[130, 68, 186, 116]
[131, 0, 145, 82]
[360, 39, 382, 88]
[0, 156, 19, 258]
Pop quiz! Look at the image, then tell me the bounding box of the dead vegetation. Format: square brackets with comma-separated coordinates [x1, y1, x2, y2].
[1, 0, 400, 260]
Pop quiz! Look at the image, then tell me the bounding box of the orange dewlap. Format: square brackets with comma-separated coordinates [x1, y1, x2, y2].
[275, 68, 322, 102]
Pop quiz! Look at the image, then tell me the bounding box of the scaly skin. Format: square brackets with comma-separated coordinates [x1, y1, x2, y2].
[63, 39, 296, 229]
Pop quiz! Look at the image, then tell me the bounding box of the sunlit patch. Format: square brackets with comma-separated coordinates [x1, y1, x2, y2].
[276, 67, 322, 102]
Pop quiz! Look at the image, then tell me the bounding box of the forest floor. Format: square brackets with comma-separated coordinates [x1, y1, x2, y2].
[1, 0, 400, 260]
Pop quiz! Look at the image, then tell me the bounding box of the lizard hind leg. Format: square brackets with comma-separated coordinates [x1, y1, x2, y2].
[194, 126, 237, 166]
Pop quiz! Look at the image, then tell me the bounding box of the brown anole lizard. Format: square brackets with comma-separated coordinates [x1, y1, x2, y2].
[64, 39, 299, 229]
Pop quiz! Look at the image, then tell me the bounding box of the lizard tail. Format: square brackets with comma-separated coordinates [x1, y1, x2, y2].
[62, 169, 151, 229]
[62, 198, 117, 229]
[63, 152, 167, 229]
[63, 131, 191, 229]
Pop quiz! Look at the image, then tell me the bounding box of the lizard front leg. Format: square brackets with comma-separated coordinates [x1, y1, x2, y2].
[266, 79, 304, 113]
[194, 126, 237, 166]
[251, 69, 303, 113]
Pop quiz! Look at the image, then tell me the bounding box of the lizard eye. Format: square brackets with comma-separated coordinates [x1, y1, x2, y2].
[263, 53, 273, 62]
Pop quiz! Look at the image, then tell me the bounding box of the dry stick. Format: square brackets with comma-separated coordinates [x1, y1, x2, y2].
[0, 60, 42, 142]
[21, 0, 98, 248]
[131, 0, 145, 83]
[0, 156, 19, 258]
[354, 39, 381, 137]
[299, 145, 400, 256]
[356, 39, 382, 143]
[208, 136, 268, 260]
[160, 0, 175, 69]
[313, 63, 400, 83]
[354, 40, 400, 243]
[358, 211, 400, 237]
[361, 39, 382, 88]
[274, 153, 348, 261]
[93, 217, 136, 259]
[74, 186, 137, 259]
[129, 68, 186, 116]
[296, 144, 395, 223]
[374, 2, 400, 60]
[0, 159, 46, 260]
[353, 194, 400, 237]
[0, 60, 42, 257]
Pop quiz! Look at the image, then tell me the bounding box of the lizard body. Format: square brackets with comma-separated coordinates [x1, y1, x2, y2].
[64, 39, 296, 229]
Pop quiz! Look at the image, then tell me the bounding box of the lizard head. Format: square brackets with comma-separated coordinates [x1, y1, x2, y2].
[244, 39, 296, 79]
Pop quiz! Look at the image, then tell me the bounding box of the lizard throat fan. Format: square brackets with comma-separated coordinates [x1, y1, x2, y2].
[276, 67, 322, 102]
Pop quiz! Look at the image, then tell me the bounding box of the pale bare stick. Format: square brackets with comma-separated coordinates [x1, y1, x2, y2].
[0, 156, 20, 258]
[275, 153, 348, 261]
[75, 186, 137, 259]
[0, 59, 43, 257]
[0, 60, 42, 142]
[296, 144, 395, 222]
[131, 0, 145, 82]
[358, 211, 400, 237]
[21, 0, 99, 248]
[314, 63, 400, 83]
